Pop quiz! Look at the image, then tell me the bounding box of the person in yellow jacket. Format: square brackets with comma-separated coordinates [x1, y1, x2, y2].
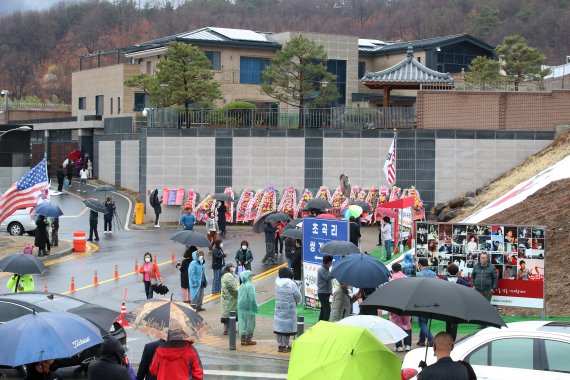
[6, 274, 35, 293]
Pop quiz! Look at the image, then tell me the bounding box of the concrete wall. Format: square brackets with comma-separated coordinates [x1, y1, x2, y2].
[232, 137, 305, 191]
[0, 167, 28, 192]
[417, 90, 570, 131]
[120, 140, 139, 191]
[434, 137, 551, 203]
[98, 141, 115, 184]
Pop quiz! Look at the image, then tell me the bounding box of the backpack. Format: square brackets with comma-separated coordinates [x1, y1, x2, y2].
[23, 244, 33, 255]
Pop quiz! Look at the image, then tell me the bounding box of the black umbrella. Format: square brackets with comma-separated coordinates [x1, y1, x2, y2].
[252, 212, 291, 233]
[320, 241, 360, 256]
[284, 218, 303, 230]
[361, 277, 506, 327]
[0, 253, 47, 275]
[281, 228, 303, 240]
[212, 193, 233, 202]
[82, 198, 107, 213]
[94, 185, 115, 193]
[68, 304, 120, 333]
[170, 231, 210, 247]
[306, 198, 332, 210]
[350, 201, 371, 213]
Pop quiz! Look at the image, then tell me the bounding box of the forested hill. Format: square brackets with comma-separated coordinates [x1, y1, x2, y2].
[1, 0, 569, 102]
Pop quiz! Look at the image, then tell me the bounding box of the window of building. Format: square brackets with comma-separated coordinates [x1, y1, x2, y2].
[95, 95, 104, 115]
[327, 59, 347, 105]
[134, 93, 146, 111]
[117, 97, 121, 114]
[240, 57, 270, 84]
[205, 51, 221, 70]
[358, 61, 366, 79]
[110, 98, 113, 115]
[78, 97, 86, 110]
[146, 61, 152, 75]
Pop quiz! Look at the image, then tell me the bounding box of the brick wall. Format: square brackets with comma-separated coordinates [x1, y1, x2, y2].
[417, 90, 570, 131]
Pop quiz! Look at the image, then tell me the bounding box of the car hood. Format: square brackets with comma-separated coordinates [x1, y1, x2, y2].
[68, 304, 121, 333]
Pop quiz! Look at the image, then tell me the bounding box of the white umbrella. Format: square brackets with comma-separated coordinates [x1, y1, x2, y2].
[337, 315, 407, 344]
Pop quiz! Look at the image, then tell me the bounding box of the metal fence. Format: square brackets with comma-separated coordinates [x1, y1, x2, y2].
[139, 106, 415, 130]
[421, 77, 569, 92]
[6, 102, 71, 111]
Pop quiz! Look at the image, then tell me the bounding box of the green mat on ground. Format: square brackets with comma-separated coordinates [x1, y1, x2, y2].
[257, 298, 570, 334]
[369, 244, 411, 264]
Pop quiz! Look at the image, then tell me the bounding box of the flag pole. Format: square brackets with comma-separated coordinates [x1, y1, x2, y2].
[393, 128, 403, 256]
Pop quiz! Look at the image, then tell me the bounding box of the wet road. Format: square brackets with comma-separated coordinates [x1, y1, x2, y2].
[2, 182, 289, 379]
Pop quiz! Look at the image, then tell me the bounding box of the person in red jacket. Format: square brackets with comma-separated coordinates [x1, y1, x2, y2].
[149, 340, 203, 380]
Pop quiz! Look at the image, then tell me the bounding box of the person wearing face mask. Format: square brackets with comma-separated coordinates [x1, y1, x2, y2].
[220, 262, 238, 335]
[471, 252, 498, 303]
[235, 240, 253, 274]
[188, 250, 208, 311]
[139, 252, 162, 299]
[211, 239, 227, 295]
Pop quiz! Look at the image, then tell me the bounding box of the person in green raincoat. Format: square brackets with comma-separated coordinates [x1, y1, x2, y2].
[6, 274, 34, 292]
[237, 270, 258, 346]
[220, 262, 238, 335]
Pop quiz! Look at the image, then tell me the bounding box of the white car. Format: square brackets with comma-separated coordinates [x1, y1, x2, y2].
[0, 207, 36, 235]
[402, 321, 570, 380]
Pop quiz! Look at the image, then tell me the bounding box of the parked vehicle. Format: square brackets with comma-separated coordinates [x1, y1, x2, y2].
[0, 207, 36, 236]
[402, 321, 570, 380]
[0, 292, 126, 369]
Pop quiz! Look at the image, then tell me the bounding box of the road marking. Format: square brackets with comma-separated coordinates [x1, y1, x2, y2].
[203, 370, 287, 379]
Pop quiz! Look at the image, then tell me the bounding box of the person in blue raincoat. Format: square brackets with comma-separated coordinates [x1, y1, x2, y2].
[238, 270, 258, 346]
[188, 250, 208, 312]
[401, 252, 417, 277]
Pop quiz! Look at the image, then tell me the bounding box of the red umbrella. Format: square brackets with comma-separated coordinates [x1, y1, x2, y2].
[375, 207, 399, 219]
[316, 213, 338, 219]
[67, 150, 82, 161]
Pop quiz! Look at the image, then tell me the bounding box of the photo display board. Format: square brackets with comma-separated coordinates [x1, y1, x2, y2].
[416, 222, 546, 309]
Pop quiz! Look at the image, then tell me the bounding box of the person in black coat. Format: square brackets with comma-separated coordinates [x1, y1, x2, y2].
[176, 247, 193, 303]
[349, 216, 361, 247]
[216, 201, 227, 236]
[136, 339, 165, 380]
[88, 337, 131, 380]
[24, 360, 63, 380]
[104, 196, 116, 233]
[34, 215, 50, 256]
[291, 239, 303, 281]
[418, 332, 471, 380]
[150, 189, 161, 227]
[56, 166, 65, 192]
[65, 160, 74, 186]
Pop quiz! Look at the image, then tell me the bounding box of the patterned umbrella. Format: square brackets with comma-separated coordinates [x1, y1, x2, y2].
[128, 297, 208, 341]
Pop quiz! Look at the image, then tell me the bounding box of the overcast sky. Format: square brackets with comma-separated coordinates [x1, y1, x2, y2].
[0, 0, 82, 15]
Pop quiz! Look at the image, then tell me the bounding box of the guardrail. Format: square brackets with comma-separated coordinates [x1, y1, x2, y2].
[6, 102, 71, 111]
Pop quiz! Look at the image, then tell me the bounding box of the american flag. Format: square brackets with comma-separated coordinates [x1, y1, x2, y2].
[0, 158, 49, 224]
[383, 137, 396, 186]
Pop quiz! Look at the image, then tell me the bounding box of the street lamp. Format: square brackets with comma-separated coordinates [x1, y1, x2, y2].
[0, 125, 32, 140]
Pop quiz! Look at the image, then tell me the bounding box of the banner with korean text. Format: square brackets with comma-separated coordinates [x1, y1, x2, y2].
[415, 221, 545, 309]
[302, 217, 349, 308]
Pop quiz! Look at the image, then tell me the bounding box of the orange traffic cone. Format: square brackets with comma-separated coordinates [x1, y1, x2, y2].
[115, 288, 130, 327]
[114, 265, 119, 281]
[171, 248, 175, 263]
[134, 258, 139, 273]
[70, 276, 75, 293]
[94, 270, 99, 286]
[44, 283, 48, 293]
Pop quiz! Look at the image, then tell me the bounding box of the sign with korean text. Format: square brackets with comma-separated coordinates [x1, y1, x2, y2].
[302, 217, 349, 308]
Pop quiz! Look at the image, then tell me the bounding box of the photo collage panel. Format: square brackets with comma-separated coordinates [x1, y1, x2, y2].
[415, 223, 545, 282]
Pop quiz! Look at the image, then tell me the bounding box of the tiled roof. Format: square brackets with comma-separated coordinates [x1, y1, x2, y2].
[362, 46, 453, 84]
[359, 33, 495, 55]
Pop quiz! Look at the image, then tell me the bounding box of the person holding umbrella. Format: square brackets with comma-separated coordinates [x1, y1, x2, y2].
[149, 340, 203, 380]
[330, 282, 357, 322]
[6, 274, 34, 292]
[417, 332, 471, 380]
[389, 262, 412, 352]
[274, 267, 301, 353]
[65, 159, 74, 188]
[291, 239, 303, 281]
[349, 216, 361, 247]
[211, 239, 227, 295]
[238, 270, 258, 346]
[262, 221, 277, 265]
[24, 360, 63, 380]
[188, 250, 208, 311]
[34, 215, 50, 256]
[88, 209, 100, 242]
[317, 255, 334, 321]
[56, 165, 65, 192]
[216, 201, 227, 237]
[416, 258, 436, 347]
[88, 336, 131, 380]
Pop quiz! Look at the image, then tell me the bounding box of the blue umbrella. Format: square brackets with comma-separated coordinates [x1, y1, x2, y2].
[34, 202, 63, 218]
[331, 254, 390, 288]
[0, 311, 103, 366]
